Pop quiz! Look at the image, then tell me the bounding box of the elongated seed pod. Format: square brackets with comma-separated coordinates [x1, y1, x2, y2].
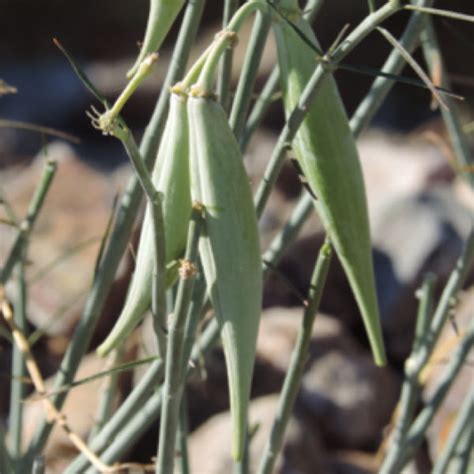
[188, 93, 262, 461]
[97, 92, 191, 357]
[273, 1, 386, 365]
[127, 0, 187, 78]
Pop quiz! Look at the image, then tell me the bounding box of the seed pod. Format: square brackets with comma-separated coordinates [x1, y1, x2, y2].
[188, 92, 262, 461]
[273, 1, 386, 365]
[97, 92, 191, 357]
[127, 0, 186, 78]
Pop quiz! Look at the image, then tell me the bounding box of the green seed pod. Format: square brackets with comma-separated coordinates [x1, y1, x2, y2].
[273, 1, 386, 365]
[97, 92, 191, 357]
[188, 92, 262, 461]
[127, 0, 187, 78]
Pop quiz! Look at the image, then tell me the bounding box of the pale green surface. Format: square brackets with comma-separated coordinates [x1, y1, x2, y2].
[188, 96, 262, 460]
[273, 8, 386, 365]
[97, 93, 191, 356]
[127, 0, 186, 78]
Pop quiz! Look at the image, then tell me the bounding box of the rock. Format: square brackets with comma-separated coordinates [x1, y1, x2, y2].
[358, 131, 450, 223]
[300, 350, 399, 449]
[188, 394, 332, 474]
[371, 186, 473, 361]
[0, 144, 131, 340]
[328, 450, 378, 474]
[256, 307, 363, 374]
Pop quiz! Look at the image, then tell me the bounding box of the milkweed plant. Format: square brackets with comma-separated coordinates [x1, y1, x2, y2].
[1, 0, 473, 473]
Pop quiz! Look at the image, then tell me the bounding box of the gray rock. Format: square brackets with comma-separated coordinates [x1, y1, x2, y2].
[372, 186, 473, 361]
[300, 351, 399, 449]
[188, 394, 332, 474]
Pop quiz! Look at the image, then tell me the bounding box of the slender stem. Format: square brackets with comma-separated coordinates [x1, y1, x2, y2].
[350, 0, 435, 136]
[23, 0, 205, 464]
[254, 0, 401, 217]
[108, 53, 159, 123]
[229, 8, 273, 138]
[111, 123, 168, 357]
[0, 423, 12, 474]
[67, 274, 207, 474]
[240, 66, 280, 152]
[31, 457, 45, 474]
[452, 419, 474, 474]
[9, 258, 28, 459]
[380, 319, 474, 474]
[420, 17, 474, 188]
[151, 192, 168, 359]
[412, 230, 474, 373]
[88, 347, 124, 442]
[218, 0, 239, 111]
[432, 383, 474, 474]
[176, 391, 191, 474]
[385, 273, 437, 448]
[1, 160, 57, 284]
[64, 358, 165, 473]
[258, 241, 332, 474]
[239, 0, 325, 152]
[404, 4, 474, 23]
[380, 231, 474, 472]
[413, 273, 436, 354]
[195, 1, 268, 92]
[253, 64, 328, 217]
[156, 208, 202, 474]
[262, 193, 314, 272]
[88, 320, 220, 469]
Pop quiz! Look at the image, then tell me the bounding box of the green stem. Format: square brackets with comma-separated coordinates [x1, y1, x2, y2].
[380, 319, 474, 474]
[9, 258, 28, 460]
[86, 320, 220, 470]
[452, 419, 474, 474]
[0, 423, 12, 474]
[229, 8, 273, 138]
[432, 383, 474, 474]
[350, 0, 435, 136]
[112, 123, 168, 357]
[254, 0, 401, 217]
[1, 160, 57, 284]
[240, 0, 324, 152]
[22, 0, 205, 465]
[176, 391, 191, 474]
[156, 208, 202, 474]
[67, 275, 207, 473]
[421, 17, 474, 188]
[413, 273, 436, 354]
[195, 1, 269, 92]
[218, 0, 239, 110]
[257, 241, 332, 474]
[88, 347, 124, 442]
[411, 230, 474, 374]
[107, 53, 158, 125]
[240, 66, 280, 152]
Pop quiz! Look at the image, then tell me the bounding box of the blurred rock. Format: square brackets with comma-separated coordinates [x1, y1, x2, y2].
[0, 143, 133, 343]
[329, 450, 378, 474]
[358, 132, 450, 222]
[256, 308, 363, 374]
[371, 186, 473, 361]
[300, 351, 399, 449]
[188, 394, 331, 474]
